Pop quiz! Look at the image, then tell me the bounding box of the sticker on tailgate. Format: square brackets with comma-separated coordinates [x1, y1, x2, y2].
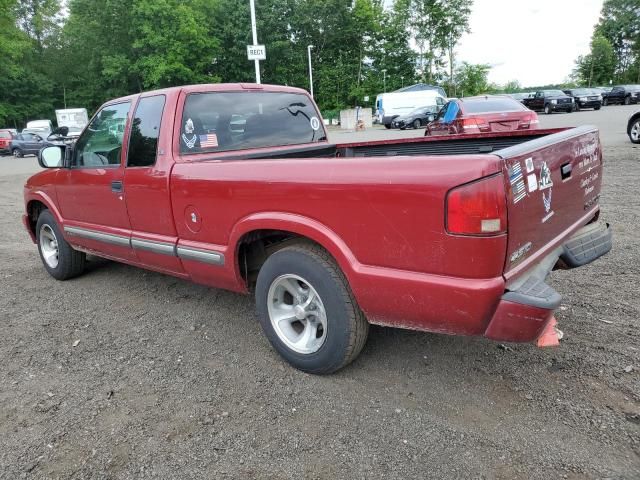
[509, 161, 527, 204]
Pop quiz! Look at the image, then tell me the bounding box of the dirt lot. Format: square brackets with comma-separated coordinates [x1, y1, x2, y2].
[0, 109, 639, 479]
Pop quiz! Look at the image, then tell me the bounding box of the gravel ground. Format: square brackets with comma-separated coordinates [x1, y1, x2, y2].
[0, 110, 638, 478]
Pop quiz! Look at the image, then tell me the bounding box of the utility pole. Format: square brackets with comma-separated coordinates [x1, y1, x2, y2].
[382, 69, 387, 92]
[249, 0, 261, 84]
[307, 45, 314, 98]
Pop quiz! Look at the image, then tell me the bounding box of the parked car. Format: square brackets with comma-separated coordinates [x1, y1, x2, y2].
[628, 110, 640, 144]
[0, 129, 16, 154]
[509, 92, 534, 103]
[376, 89, 446, 128]
[523, 90, 574, 114]
[563, 88, 602, 111]
[603, 85, 640, 106]
[390, 106, 437, 129]
[10, 132, 51, 157]
[24, 84, 611, 374]
[425, 95, 539, 136]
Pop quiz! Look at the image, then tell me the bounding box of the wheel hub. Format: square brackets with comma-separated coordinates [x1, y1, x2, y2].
[267, 274, 328, 354]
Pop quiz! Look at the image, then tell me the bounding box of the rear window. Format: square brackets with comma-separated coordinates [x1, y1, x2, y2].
[462, 98, 525, 114]
[0, 131, 11, 139]
[180, 91, 326, 154]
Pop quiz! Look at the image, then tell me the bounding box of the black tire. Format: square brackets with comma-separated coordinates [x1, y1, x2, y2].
[603, 97, 608, 106]
[384, 124, 391, 129]
[544, 104, 552, 114]
[594, 105, 601, 111]
[36, 209, 86, 280]
[573, 102, 579, 112]
[629, 118, 640, 144]
[12, 148, 23, 158]
[624, 96, 631, 105]
[256, 241, 368, 374]
[413, 119, 422, 129]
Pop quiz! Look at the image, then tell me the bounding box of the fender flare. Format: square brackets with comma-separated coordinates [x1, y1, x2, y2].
[25, 191, 65, 230]
[228, 212, 361, 282]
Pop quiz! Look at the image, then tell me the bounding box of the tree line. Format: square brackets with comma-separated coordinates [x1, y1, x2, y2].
[1, 0, 479, 127]
[573, 0, 640, 87]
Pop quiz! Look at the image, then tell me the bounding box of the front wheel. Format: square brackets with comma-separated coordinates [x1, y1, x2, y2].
[624, 96, 631, 105]
[544, 104, 552, 114]
[36, 210, 86, 280]
[603, 98, 609, 106]
[413, 119, 422, 129]
[12, 148, 23, 158]
[594, 105, 601, 110]
[256, 242, 368, 374]
[629, 119, 640, 144]
[384, 124, 391, 129]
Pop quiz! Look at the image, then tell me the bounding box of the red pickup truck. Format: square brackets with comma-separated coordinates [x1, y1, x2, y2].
[24, 84, 612, 374]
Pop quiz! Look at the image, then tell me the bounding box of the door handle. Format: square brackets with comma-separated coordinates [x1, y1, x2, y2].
[111, 180, 123, 193]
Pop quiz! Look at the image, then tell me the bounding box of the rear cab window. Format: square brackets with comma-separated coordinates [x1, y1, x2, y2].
[179, 91, 326, 156]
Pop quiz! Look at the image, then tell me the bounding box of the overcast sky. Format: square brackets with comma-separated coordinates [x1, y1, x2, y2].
[455, 0, 604, 87]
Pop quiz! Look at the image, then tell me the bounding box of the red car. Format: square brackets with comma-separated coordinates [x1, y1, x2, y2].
[23, 84, 610, 374]
[426, 95, 539, 136]
[0, 129, 16, 154]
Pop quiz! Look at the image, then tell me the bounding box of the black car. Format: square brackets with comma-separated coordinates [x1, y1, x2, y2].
[603, 85, 640, 106]
[509, 92, 534, 104]
[10, 132, 51, 157]
[523, 90, 573, 114]
[563, 88, 602, 111]
[391, 106, 437, 129]
[628, 110, 640, 144]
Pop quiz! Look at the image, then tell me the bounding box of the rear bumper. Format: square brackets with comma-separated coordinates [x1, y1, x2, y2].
[484, 221, 612, 342]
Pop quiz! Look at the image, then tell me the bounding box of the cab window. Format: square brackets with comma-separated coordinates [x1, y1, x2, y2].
[180, 91, 326, 155]
[73, 102, 130, 167]
[127, 95, 166, 167]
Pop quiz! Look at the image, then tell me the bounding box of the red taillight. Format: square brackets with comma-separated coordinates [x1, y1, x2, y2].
[519, 112, 539, 129]
[462, 117, 490, 133]
[446, 174, 507, 235]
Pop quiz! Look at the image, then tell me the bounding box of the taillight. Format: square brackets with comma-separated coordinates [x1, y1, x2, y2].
[446, 174, 507, 235]
[461, 118, 481, 133]
[519, 112, 539, 129]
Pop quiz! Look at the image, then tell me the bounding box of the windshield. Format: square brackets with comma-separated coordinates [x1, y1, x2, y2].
[462, 97, 526, 114]
[572, 89, 590, 95]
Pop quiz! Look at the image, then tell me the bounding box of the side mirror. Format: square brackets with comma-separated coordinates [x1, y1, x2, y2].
[38, 145, 64, 168]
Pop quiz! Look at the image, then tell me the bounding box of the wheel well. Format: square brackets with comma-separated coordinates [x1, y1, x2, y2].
[629, 114, 640, 133]
[26, 200, 47, 236]
[237, 229, 322, 286]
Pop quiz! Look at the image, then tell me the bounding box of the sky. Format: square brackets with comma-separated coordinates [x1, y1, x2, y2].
[455, 0, 604, 87]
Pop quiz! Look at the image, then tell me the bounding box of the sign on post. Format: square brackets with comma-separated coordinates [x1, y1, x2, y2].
[247, 45, 266, 61]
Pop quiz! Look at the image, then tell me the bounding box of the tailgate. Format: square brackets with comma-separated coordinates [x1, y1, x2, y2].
[498, 126, 603, 280]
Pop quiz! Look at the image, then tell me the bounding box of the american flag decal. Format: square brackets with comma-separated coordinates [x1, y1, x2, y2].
[199, 133, 218, 148]
[509, 161, 527, 204]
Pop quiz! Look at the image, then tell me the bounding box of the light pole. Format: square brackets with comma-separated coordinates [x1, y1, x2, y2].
[382, 69, 387, 92]
[401, 76, 404, 88]
[307, 45, 314, 98]
[249, 0, 261, 84]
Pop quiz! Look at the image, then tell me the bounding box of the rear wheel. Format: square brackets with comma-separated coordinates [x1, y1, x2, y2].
[573, 102, 579, 112]
[36, 210, 86, 280]
[413, 119, 422, 129]
[12, 148, 23, 158]
[629, 118, 640, 144]
[624, 96, 631, 105]
[603, 97, 609, 106]
[256, 241, 368, 374]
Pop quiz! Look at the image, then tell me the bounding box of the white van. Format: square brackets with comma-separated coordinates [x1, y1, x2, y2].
[375, 90, 446, 129]
[25, 119, 54, 137]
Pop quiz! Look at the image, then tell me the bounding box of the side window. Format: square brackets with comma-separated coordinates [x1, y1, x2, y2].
[180, 91, 325, 154]
[73, 102, 130, 167]
[436, 97, 445, 107]
[127, 95, 166, 167]
[435, 102, 450, 121]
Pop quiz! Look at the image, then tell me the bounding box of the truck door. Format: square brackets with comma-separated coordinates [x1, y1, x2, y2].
[123, 94, 185, 275]
[55, 101, 137, 261]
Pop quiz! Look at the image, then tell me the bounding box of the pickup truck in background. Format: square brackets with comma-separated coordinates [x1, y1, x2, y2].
[523, 90, 574, 114]
[24, 84, 612, 374]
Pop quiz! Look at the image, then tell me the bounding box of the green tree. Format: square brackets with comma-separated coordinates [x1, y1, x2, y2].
[594, 0, 640, 82]
[455, 62, 491, 96]
[574, 34, 617, 86]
